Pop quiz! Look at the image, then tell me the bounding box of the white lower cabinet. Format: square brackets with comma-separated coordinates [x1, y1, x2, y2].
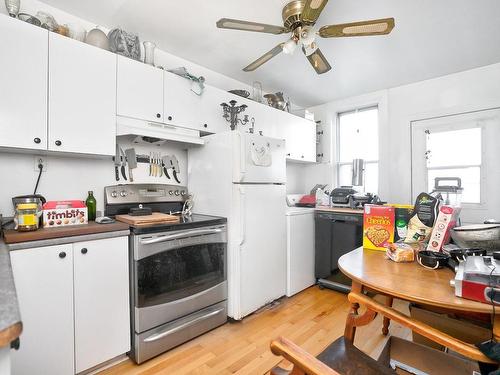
[10, 236, 130, 375]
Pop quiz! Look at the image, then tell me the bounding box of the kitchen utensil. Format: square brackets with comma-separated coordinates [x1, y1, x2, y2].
[159, 153, 163, 177]
[168, 155, 181, 183]
[18, 13, 41, 26]
[216, 2, 394, 75]
[86, 27, 110, 51]
[451, 224, 500, 251]
[148, 152, 152, 176]
[161, 156, 171, 179]
[119, 147, 127, 180]
[416, 250, 450, 270]
[143, 41, 156, 65]
[4, 0, 19, 17]
[114, 144, 121, 181]
[108, 28, 141, 60]
[115, 212, 180, 226]
[449, 248, 486, 263]
[125, 148, 137, 182]
[228, 89, 250, 98]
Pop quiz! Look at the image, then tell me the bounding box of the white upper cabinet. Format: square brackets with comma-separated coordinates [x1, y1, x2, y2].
[276, 111, 316, 162]
[0, 16, 48, 150]
[48, 33, 116, 155]
[164, 71, 206, 131]
[199, 85, 232, 134]
[117, 56, 164, 122]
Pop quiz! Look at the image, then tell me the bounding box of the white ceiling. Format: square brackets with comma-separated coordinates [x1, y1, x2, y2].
[40, 0, 500, 107]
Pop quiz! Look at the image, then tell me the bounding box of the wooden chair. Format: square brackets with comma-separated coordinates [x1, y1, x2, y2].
[270, 291, 496, 375]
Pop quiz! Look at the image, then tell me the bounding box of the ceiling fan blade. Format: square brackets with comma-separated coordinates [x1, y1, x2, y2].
[304, 48, 331, 74]
[300, 0, 329, 24]
[318, 17, 395, 38]
[243, 43, 284, 72]
[216, 18, 287, 35]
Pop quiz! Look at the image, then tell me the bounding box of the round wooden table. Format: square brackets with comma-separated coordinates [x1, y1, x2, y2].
[338, 247, 497, 364]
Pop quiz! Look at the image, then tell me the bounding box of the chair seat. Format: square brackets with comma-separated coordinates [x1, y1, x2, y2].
[316, 336, 396, 375]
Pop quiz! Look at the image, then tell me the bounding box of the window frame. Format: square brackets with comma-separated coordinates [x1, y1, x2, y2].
[335, 105, 380, 191]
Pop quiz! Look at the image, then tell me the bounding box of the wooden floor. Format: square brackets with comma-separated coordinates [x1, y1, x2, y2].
[100, 287, 411, 375]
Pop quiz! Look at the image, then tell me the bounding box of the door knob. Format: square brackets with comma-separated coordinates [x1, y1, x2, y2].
[81, 248, 88, 254]
[58, 251, 66, 258]
[168, 116, 173, 121]
[55, 140, 62, 146]
[33, 137, 41, 144]
[156, 113, 161, 118]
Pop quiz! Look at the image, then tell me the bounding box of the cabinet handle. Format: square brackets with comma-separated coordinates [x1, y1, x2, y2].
[286, 153, 291, 157]
[301, 155, 304, 158]
[156, 113, 161, 119]
[168, 116, 173, 121]
[58, 251, 66, 259]
[81, 248, 88, 254]
[55, 140, 62, 146]
[33, 137, 41, 144]
[203, 124, 208, 128]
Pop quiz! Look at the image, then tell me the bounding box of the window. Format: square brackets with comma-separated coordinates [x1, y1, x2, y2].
[337, 106, 379, 193]
[425, 127, 482, 204]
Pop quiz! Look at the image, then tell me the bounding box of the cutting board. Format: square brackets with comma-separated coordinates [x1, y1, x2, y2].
[115, 212, 179, 226]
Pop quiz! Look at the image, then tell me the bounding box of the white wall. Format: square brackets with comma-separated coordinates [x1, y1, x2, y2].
[304, 63, 500, 203]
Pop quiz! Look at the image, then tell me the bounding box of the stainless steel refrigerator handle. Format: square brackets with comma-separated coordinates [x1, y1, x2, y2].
[143, 308, 225, 343]
[139, 228, 224, 245]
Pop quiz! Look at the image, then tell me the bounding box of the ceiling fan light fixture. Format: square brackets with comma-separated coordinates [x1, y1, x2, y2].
[302, 41, 318, 56]
[299, 26, 316, 46]
[282, 38, 298, 54]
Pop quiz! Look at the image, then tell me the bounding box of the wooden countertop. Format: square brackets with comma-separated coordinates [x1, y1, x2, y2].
[315, 206, 364, 215]
[3, 221, 130, 245]
[339, 247, 491, 314]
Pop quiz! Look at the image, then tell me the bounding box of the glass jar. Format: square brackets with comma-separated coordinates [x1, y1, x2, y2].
[15, 203, 39, 232]
[5, 0, 20, 17]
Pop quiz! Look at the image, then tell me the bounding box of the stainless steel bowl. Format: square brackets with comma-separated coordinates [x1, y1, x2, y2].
[450, 224, 500, 250]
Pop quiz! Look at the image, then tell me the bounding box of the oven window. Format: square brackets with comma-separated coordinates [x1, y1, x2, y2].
[136, 243, 226, 308]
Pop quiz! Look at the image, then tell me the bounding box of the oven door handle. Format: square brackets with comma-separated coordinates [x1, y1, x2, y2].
[143, 307, 225, 343]
[139, 228, 225, 245]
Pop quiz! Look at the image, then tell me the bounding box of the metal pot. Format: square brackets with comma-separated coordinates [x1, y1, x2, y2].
[451, 224, 500, 251]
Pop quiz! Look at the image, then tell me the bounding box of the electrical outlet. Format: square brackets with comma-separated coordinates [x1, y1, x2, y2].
[34, 156, 47, 172]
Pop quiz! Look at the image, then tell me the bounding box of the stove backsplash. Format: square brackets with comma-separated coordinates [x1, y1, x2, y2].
[0, 137, 188, 217]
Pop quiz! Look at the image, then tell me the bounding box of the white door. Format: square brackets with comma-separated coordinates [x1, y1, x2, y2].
[117, 55, 164, 122]
[234, 132, 286, 184]
[10, 245, 74, 375]
[164, 71, 206, 131]
[411, 109, 500, 224]
[236, 184, 286, 318]
[0, 16, 48, 150]
[287, 212, 315, 296]
[73, 237, 130, 372]
[48, 33, 116, 155]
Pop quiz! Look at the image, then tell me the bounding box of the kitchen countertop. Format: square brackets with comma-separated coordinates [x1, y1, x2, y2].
[0, 240, 21, 348]
[315, 206, 364, 215]
[5, 222, 130, 251]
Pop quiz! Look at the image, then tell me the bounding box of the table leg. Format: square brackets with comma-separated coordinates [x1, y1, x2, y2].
[382, 296, 393, 336]
[344, 282, 362, 341]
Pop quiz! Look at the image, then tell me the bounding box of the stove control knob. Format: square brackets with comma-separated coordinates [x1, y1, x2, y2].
[180, 190, 186, 196]
[120, 190, 128, 197]
[169, 190, 174, 195]
[111, 191, 118, 198]
[174, 190, 180, 196]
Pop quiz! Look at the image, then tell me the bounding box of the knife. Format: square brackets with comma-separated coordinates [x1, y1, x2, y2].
[114, 144, 121, 181]
[125, 148, 137, 182]
[170, 155, 181, 184]
[149, 152, 152, 176]
[120, 147, 127, 180]
[159, 153, 163, 177]
[161, 155, 171, 179]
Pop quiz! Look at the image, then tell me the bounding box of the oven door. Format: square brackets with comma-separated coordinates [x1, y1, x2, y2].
[132, 225, 227, 333]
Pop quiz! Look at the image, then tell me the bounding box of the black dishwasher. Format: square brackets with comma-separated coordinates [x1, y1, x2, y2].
[315, 211, 363, 292]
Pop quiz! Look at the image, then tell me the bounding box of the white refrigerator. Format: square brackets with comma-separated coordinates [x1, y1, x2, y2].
[188, 131, 286, 320]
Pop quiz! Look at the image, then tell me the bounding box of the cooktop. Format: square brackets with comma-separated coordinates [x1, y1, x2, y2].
[129, 213, 227, 235]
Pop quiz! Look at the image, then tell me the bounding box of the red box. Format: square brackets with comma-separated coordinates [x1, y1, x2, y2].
[43, 200, 88, 227]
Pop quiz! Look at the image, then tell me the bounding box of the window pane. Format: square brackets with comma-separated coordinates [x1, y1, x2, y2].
[427, 128, 481, 168]
[338, 163, 379, 194]
[338, 107, 378, 162]
[427, 167, 480, 204]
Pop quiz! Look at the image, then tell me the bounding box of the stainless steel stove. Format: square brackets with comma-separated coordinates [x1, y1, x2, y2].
[104, 184, 228, 364]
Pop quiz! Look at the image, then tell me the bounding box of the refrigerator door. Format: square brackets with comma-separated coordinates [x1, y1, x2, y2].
[233, 132, 286, 184]
[234, 183, 286, 318]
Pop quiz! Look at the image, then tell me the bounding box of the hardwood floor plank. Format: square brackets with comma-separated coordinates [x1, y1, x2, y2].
[99, 287, 411, 375]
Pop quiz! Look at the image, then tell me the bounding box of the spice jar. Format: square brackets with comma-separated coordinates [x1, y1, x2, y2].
[15, 203, 39, 232]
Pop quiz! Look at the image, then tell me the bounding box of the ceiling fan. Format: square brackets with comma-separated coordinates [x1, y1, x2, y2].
[216, 0, 395, 74]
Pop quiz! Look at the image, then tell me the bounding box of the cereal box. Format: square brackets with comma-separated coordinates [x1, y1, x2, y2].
[363, 205, 395, 251]
[43, 200, 88, 227]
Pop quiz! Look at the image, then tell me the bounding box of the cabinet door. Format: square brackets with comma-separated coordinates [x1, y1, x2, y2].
[164, 71, 207, 131]
[10, 245, 74, 375]
[0, 16, 48, 150]
[48, 33, 116, 155]
[199, 85, 231, 133]
[73, 237, 130, 372]
[296, 117, 316, 162]
[117, 55, 164, 122]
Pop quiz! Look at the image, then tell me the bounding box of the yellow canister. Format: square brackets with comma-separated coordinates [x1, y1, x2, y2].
[16, 203, 39, 232]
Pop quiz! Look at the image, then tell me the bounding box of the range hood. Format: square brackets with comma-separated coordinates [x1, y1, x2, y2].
[116, 116, 204, 146]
